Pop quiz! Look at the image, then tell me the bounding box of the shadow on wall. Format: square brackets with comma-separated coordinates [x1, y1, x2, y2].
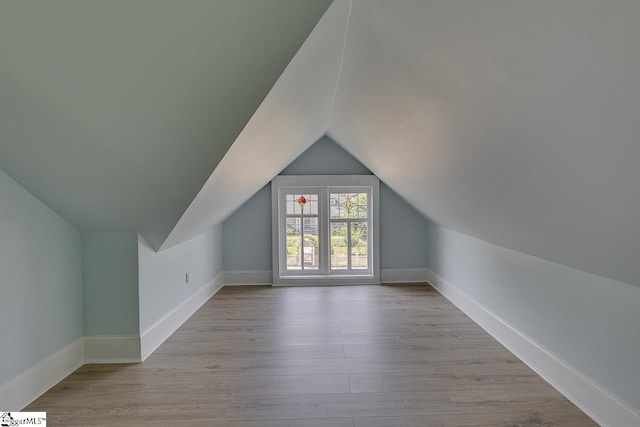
[426, 221, 640, 414]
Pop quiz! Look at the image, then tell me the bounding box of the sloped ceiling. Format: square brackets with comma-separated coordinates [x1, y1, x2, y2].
[161, 0, 351, 250]
[2, 0, 640, 287]
[0, 0, 332, 250]
[330, 0, 640, 286]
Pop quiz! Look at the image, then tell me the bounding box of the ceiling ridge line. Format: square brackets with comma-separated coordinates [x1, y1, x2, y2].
[326, 0, 353, 132]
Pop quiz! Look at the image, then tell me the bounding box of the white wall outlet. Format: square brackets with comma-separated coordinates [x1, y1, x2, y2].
[185, 273, 190, 284]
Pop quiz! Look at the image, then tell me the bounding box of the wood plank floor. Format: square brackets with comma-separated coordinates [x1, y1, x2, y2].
[26, 284, 597, 426]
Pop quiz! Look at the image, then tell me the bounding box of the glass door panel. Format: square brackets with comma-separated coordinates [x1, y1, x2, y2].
[330, 222, 348, 270]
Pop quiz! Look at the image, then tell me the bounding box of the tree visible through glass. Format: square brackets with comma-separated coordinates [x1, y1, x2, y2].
[285, 194, 319, 270]
[330, 193, 368, 270]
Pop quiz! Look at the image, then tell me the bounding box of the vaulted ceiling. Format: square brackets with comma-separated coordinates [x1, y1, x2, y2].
[329, 0, 640, 287]
[0, 0, 332, 249]
[2, 0, 639, 286]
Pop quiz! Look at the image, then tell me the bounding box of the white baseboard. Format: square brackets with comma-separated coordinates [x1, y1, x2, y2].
[140, 272, 224, 361]
[223, 269, 430, 285]
[381, 268, 429, 284]
[425, 269, 640, 427]
[223, 269, 431, 285]
[224, 270, 272, 285]
[0, 337, 84, 410]
[84, 335, 141, 364]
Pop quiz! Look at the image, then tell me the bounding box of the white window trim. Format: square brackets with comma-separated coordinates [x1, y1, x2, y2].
[271, 175, 380, 286]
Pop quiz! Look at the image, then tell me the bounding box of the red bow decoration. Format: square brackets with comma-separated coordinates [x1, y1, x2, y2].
[297, 195, 307, 212]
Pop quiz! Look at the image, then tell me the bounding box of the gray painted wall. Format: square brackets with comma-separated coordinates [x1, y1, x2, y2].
[223, 136, 428, 271]
[223, 185, 273, 271]
[427, 222, 640, 412]
[82, 232, 139, 335]
[139, 225, 223, 333]
[0, 168, 83, 386]
[379, 184, 429, 270]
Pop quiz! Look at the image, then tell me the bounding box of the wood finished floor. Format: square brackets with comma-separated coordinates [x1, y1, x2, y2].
[27, 284, 597, 426]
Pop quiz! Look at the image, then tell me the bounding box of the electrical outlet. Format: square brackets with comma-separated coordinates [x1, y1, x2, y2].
[185, 273, 190, 284]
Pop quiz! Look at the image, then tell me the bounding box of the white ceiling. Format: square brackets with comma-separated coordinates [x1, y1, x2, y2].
[2, 0, 640, 286]
[0, 0, 332, 249]
[161, 0, 351, 250]
[330, 0, 640, 286]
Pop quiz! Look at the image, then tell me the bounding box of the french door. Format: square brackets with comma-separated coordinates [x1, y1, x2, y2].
[271, 175, 379, 285]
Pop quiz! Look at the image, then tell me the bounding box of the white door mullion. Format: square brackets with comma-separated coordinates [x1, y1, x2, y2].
[280, 189, 287, 275]
[320, 187, 328, 275]
[347, 219, 351, 270]
[300, 213, 305, 271]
